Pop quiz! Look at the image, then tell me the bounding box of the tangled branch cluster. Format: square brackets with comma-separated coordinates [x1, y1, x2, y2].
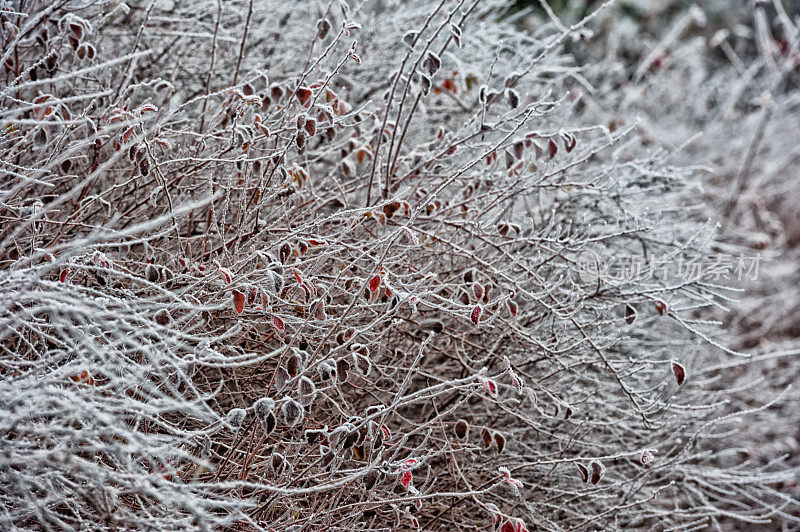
[1, 0, 798, 530]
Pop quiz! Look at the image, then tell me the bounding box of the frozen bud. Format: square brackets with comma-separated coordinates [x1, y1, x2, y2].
[498, 466, 523, 496]
[281, 398, 304, 428]
[226, 408, 247, 431]
[254, 397, 275, 419]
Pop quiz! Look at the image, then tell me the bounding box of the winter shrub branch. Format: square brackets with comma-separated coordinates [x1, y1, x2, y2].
[1, 0, 799, 530]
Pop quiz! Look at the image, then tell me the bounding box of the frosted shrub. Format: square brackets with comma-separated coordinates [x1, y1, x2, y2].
[1, 0, 798, 530]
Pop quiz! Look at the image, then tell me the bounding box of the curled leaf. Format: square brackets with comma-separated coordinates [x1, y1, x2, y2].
[589, 460, 604, 485]
[481, 427, 492, 450]
[274, 366, 289, 392]
[576, 462, 589, 483]
[625, 304, 636, 324]
[281, 398, 304, 427]
[480, 376, 498, 398]
[296, 86, 312, 105]
[316, 18, 331, 39]
[494, 432, 506, 454]
[368, 274, 381, 292]
[454, 419, 468, 439]
[671, 361, 686, 386]
[254, 397, 275, 419]
[548, 139, 558, 159]
[399, 469, 413, 488]
[470, 304, 482, 326]
[506, 299, 519, 317]
[472, 282, 484, 301]
[233, 290, 245, 313]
